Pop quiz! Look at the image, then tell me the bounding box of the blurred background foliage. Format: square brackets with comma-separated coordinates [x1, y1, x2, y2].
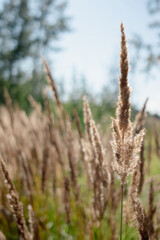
[0, 0, 70, 111]
[0, 0, 159, 119]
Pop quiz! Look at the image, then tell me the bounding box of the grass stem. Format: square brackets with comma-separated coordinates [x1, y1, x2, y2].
[120, 183, 124, 240]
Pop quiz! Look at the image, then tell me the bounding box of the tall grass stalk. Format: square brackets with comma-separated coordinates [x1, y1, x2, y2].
[111, 23, 145, 239]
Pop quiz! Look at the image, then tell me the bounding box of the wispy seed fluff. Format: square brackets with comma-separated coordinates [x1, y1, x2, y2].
[111, 23, 145, 184]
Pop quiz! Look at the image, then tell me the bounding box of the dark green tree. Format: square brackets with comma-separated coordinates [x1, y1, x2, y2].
[0, 0, 70, 109]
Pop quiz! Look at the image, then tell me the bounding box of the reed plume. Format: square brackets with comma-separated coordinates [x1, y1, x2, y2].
[112, 23, 144, 184]
[41, 57, 62, 112]
[83, 96, 110, 225]
[41, 57, 65, 131]
[111, 23, 145, 239]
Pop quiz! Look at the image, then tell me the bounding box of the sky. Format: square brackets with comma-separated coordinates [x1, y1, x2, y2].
[50, 0, 160, 115]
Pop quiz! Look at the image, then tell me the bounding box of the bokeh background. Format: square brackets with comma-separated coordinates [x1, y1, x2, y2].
[0, 0, 160, 116]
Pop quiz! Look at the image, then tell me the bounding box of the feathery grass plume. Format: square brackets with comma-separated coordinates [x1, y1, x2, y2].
[90, 119, 110, 223]
[83, 96, 93, 143]
[0, 231, 6, 240]
[82, 96, 95, 184]
[133, 98, 148, 135]
[74, 107, 91, 190]
[111, 23, 145, 240]
[41, 57, 62, 111]
[41, 56, 65, 131]
[116, 23, 130, 136]
[0, 156, 31, 240]
[90, 119, 110, 187]
[111, 23, 145, 184]
[83, 96, 110, 224]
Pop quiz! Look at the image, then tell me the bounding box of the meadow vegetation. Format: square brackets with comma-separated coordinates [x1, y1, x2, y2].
[0, 24, 160, 240]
